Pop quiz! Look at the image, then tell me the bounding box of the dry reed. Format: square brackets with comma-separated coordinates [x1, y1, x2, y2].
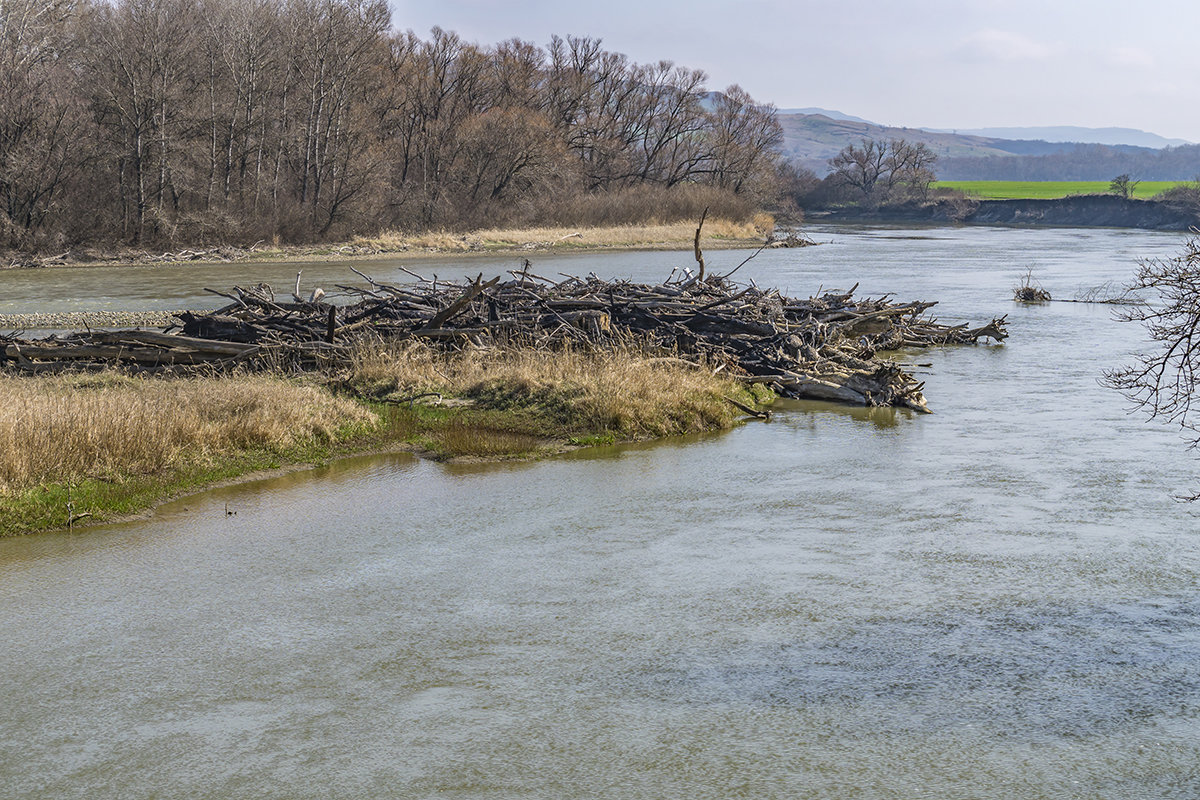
[355, 217, 770, 253]
[0, 372, 374, 494]
[347, 340, 753, 439]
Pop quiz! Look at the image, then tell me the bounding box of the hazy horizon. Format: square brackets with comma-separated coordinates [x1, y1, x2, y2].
[391, 0, 1200, 143]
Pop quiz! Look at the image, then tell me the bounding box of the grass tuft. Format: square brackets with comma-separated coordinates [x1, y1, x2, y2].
[344, 339, 759, 439]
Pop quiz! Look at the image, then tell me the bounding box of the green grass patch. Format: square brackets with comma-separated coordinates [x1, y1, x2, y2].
[568, 433, 618, 447]
[934, 180, 1189, 200]
[376, 402, 556, 460]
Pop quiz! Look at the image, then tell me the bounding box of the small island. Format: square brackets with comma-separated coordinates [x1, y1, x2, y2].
[0, 252, 1006, 537]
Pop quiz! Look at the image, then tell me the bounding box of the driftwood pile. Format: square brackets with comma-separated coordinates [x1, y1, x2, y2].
[1, 267, 1007, 412]
[766, 231, 818, 248]
[1013, 269, 1052, 303]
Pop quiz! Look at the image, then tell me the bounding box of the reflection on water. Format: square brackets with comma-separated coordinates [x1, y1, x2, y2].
[780, 397, 911, 428]
[2, 225, 1200, 799]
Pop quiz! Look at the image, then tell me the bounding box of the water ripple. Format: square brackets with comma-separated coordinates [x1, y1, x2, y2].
[646, 597, 1200, 740]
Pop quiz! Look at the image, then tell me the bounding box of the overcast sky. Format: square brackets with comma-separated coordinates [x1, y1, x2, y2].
[390, 0, 1200, 142]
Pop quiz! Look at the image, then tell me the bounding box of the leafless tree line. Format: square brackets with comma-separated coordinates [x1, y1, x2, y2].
[0, 0, 783, 250]
[826, 138, 937, 205]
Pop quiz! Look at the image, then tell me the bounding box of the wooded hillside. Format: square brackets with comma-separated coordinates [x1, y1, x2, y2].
[937, 144, 1200, 181]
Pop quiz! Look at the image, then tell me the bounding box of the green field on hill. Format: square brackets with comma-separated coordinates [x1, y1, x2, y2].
[933, 180, 1188, 200]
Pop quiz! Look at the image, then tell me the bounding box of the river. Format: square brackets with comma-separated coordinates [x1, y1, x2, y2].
[2, 225, 1199, 799]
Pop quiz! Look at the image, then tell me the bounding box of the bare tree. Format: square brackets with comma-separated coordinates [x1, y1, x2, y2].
[565, 44, 639, 189]
[828, 137, 937, 204]
[543, 34, 605, 144]
[455, 108, 565, 214]
[81, 0, 199, 243]
[883, 138, 937, 201]
[0, 0, 83, 245]
[280, 0, 389, 233]
[375, 26, 496, 226]
[1105, 234, 1200, 493]
[198, 0, 283, 218]
[1109, 173, 1140, 199]
[490, 37, 544, 111]
[829, 138, 888, 199]
[628, 62, 708, 186]
[705, 85, 782, 197]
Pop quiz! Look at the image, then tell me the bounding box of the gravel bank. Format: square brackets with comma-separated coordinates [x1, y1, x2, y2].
[0, 310, 187, 331]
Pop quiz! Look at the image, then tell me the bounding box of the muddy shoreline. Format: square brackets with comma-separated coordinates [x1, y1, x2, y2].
[814, 195, 1199, 230]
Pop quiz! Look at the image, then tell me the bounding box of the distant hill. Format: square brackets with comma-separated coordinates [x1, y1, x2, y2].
[776, 112, 1079, 175]
[775, 108, 877, 125]
[931, 126, 1192, 149]
[777, 111, 1199, 180]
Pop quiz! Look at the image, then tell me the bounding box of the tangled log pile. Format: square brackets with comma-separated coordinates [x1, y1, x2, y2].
[2, 268, 1007, 412]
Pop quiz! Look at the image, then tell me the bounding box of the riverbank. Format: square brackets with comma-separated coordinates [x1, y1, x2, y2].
[812, 195, 1200, 230]
[0, 310, 185, 330]
[0, 347, 771, 537]
[2, 218, 773, 271]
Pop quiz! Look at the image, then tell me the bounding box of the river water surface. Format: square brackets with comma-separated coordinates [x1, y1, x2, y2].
[2, 225, 1199, 799]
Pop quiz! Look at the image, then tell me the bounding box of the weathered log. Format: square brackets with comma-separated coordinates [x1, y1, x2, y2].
[178, 312, 266, 343]
[91, 330, 259, 356]
[7, 343, 230, 365]
[422, 274, 500, 329]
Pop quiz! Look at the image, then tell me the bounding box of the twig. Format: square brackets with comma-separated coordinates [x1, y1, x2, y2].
[724, 395, 770, 420]
[716, 241, 769, 281]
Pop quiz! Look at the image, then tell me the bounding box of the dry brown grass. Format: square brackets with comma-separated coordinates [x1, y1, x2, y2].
[0, 372, 374, 494]
[354, 216, 772, 254]
[346, 339, 756, 439]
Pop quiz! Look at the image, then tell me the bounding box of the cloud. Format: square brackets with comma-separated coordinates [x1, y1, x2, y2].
[954, 29, 1053, 63]
[1104, 46, 1154, 70]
